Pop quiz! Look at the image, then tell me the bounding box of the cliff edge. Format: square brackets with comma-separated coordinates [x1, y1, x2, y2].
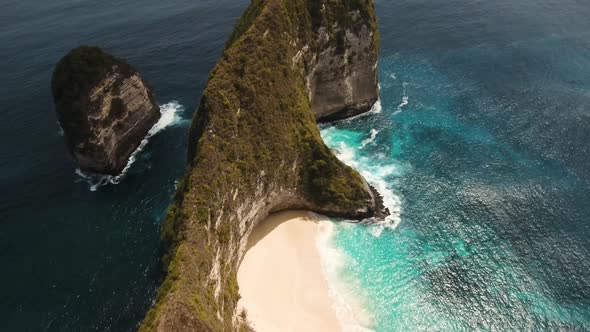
[52, 46, 160, 175]
[305, 1, 379, 121]
[140, 0, 381, 331]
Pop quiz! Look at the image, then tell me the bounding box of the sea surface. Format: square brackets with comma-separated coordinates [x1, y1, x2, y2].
[2, 0, 590, 331]
[320, 0, 590, 330]
[0, 0, 248, 330]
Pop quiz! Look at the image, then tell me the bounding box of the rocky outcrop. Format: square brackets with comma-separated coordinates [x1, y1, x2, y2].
[52, 46, 160, 175]
[140, 1, 382, 331]
[305, 2, 380, 121]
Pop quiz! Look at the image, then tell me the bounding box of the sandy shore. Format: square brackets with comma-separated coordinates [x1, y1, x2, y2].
[237, 210, 341, 332]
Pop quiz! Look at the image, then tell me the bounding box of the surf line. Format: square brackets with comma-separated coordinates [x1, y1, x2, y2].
[76, 101, 186, 191]
[331, 98, 383, 125]
[360, 129, 380, 149]
[395, 82, 409, 114]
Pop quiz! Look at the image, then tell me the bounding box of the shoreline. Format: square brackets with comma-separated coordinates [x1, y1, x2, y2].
[237, 210, 342, 332]
[76, 101, 185, 191]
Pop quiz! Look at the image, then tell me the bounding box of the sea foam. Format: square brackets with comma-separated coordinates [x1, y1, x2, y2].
[360, 129, 380, 149]
[322, 126, 402, 234]
[316, 101, 406, 330]
[395, 82, 409, 114]
[316, 216, 376, 332]
[76, 101, 186, 191]
[339, 98, 383, 123]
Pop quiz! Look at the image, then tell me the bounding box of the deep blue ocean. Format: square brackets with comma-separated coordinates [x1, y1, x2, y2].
[2, 0, 590, 331]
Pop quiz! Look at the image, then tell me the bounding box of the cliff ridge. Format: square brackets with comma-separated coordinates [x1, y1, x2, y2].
[140, 1, 382, 331]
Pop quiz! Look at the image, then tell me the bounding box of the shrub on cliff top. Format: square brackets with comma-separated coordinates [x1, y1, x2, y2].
[51, 46, 129, 105]
[141, 0, 378, 330]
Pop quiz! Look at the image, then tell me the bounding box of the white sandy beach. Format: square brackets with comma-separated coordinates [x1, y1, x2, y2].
[237, 210, 341, 332]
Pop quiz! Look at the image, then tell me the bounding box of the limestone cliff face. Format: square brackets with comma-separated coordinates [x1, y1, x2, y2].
[305, 2, 380, 121]
[140, 1, 382, 331]
[52, 46, 160, 175]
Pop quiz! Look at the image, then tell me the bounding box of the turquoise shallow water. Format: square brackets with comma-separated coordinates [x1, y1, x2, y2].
[319, 1, 590, 329]
[2, 0, 590, 330]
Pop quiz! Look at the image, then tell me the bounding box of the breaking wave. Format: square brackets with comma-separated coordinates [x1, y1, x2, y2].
[360, 129, 379, 149]
[317, 113, 405, 332]
[395, 82, 409, 114]
[76, 101, 186, 191]
[316, 217, 376, 332]
[321, 127, 403, 235]
[56, 122, 64, 136]
[339, 99, 383, 123]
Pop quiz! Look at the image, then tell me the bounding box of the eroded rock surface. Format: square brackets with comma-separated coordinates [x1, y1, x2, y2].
[52, 46, 160, 175]
[140, 1, 383, 331]
[306, 7, 379, 121]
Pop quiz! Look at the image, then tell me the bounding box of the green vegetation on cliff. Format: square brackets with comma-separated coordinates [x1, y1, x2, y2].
[51, 46, 132, 146]
[52, 46, 125, 100]
[140, 1, 379, 331]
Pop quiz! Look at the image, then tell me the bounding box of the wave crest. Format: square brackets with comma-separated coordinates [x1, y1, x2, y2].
[395, 82, 409, 114]
[76, 101, 186, 191]
[360, 129, 380, 149]
[321, 127, 403, 235]
[316, 217, 376, 332]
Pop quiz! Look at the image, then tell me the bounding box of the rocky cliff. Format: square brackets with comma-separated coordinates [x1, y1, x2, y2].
[52, 46, 160, 175]
[305, 1, 379, 121]
[140, 1, 381, 331]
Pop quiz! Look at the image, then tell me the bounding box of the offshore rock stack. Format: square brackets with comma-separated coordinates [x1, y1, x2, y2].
[52, 46, 160, 175]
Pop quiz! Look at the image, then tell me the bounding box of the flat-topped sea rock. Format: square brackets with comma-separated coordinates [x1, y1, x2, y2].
[52, 46, 160, 175]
